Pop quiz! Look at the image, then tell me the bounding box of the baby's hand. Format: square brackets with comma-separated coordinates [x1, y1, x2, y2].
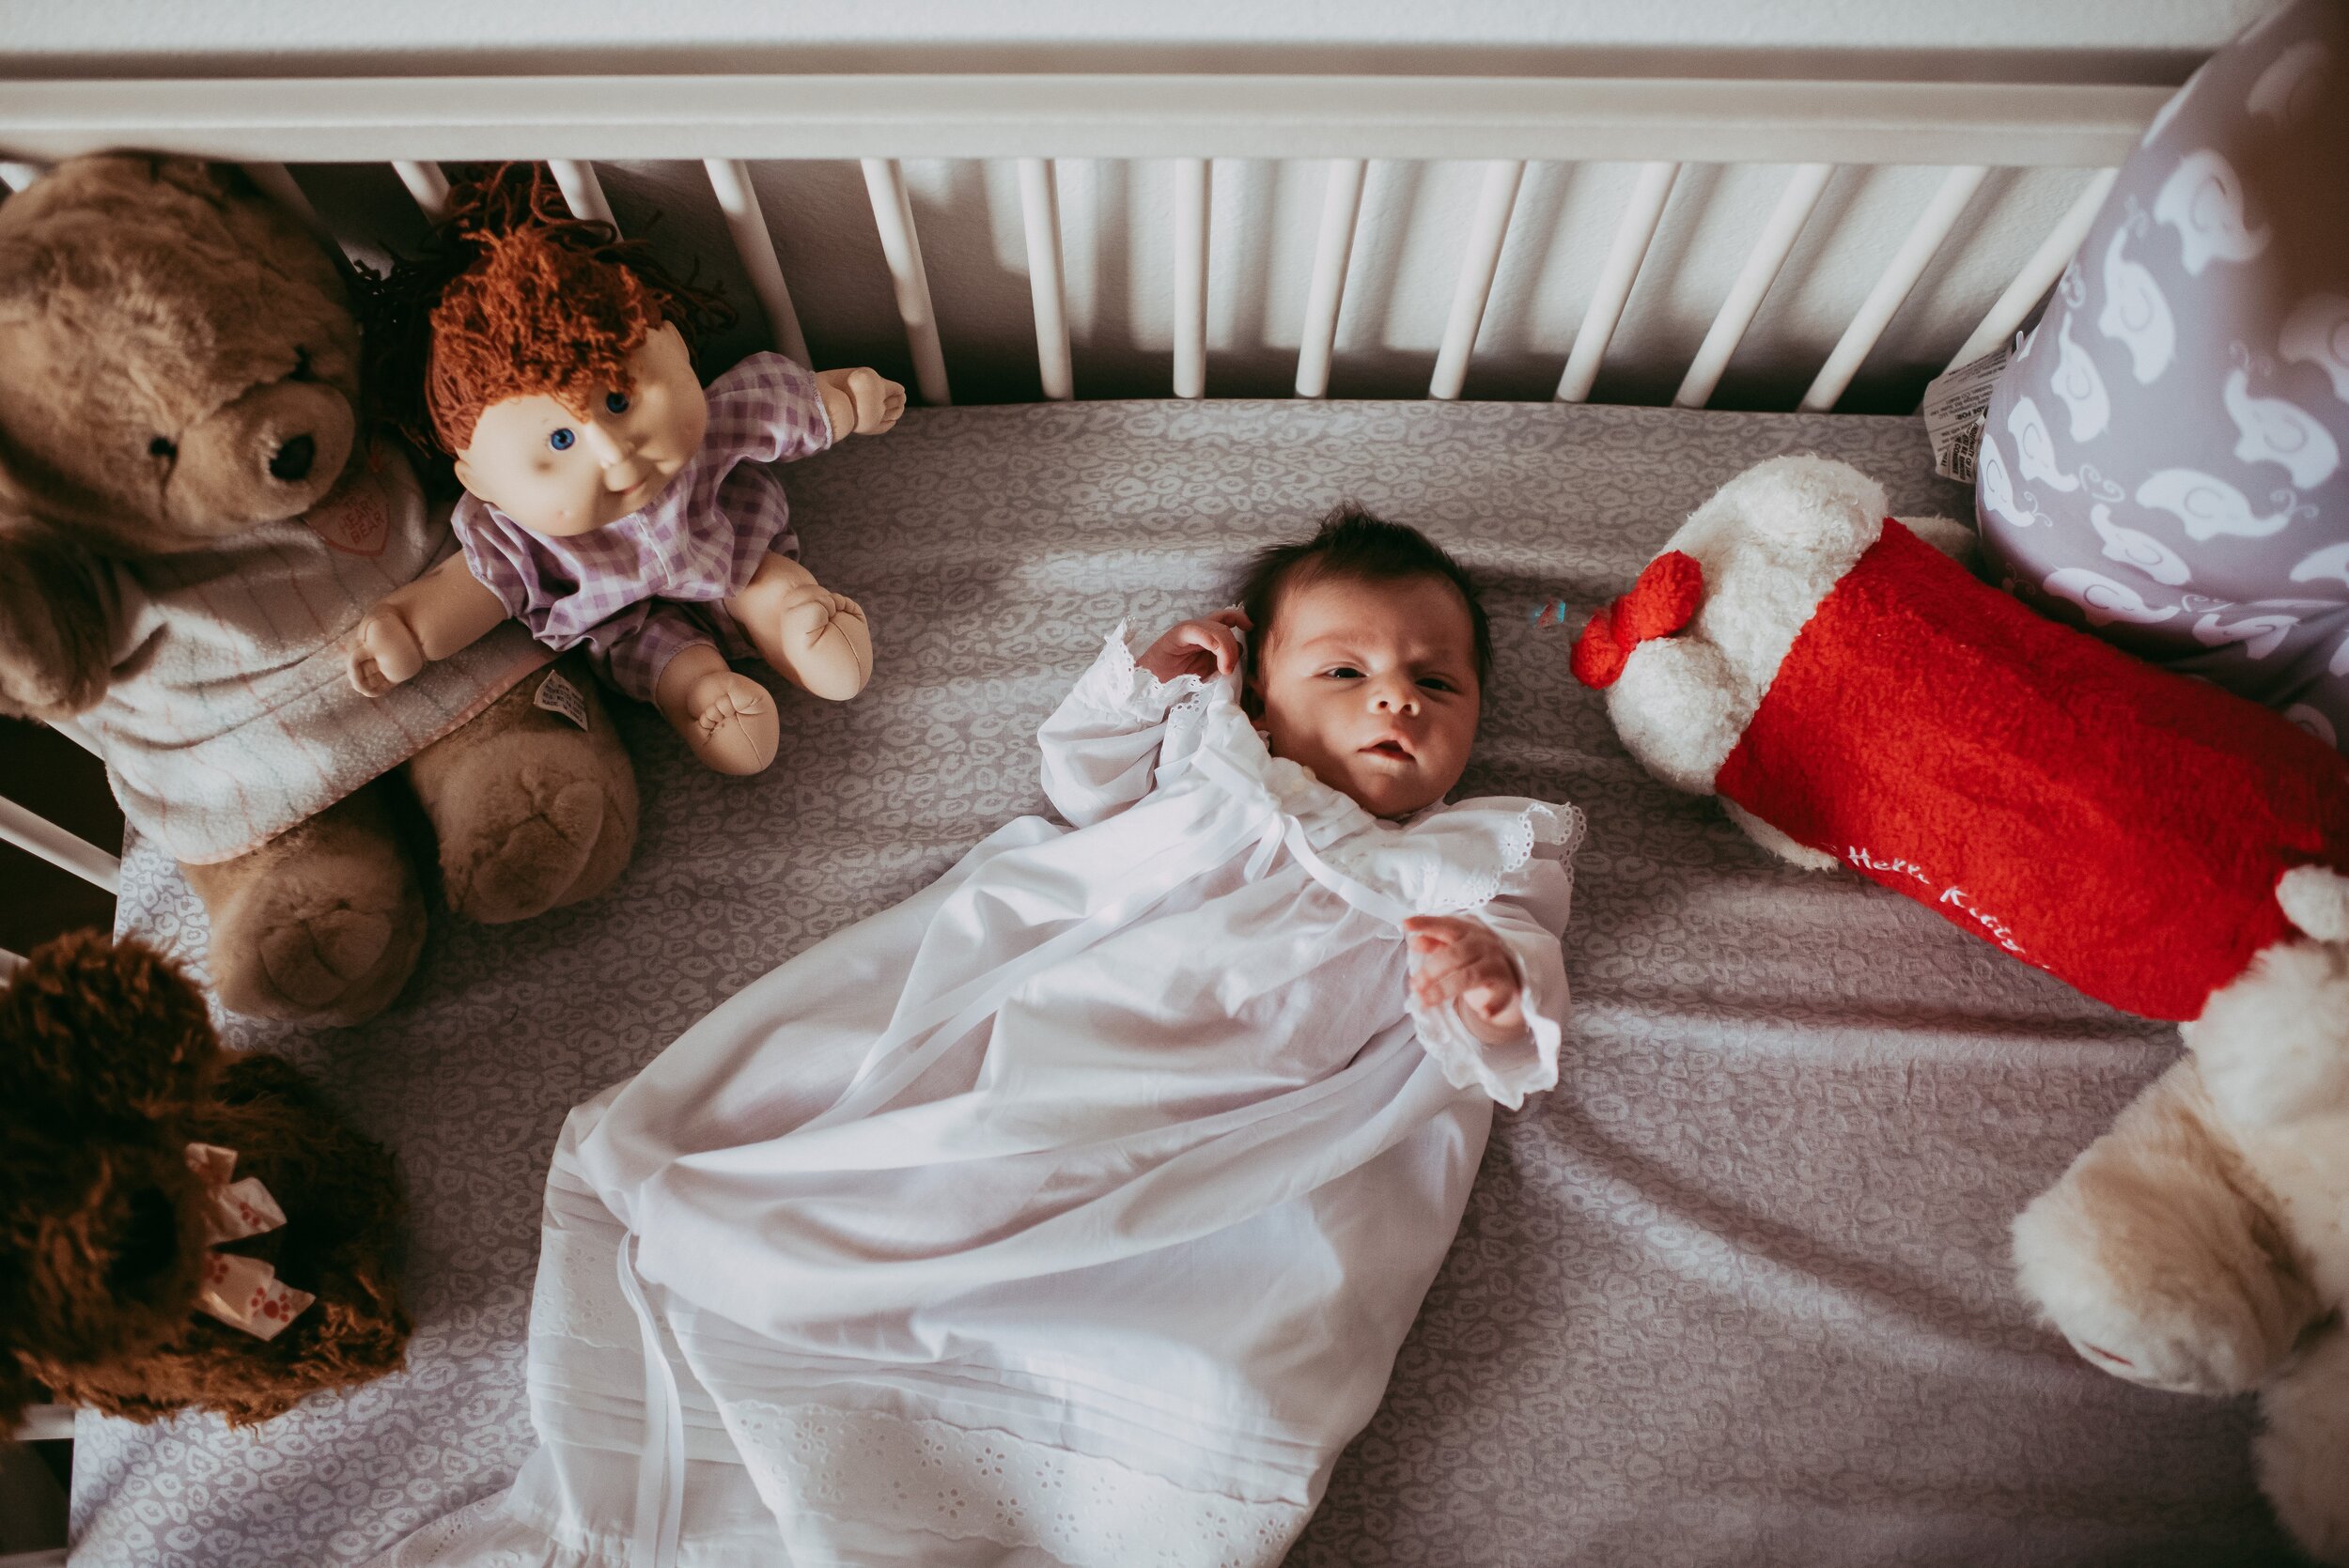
[1404, 915, 1526, 1046]
[347, 607, 425, 697]
[1136, 608, 1250, 684]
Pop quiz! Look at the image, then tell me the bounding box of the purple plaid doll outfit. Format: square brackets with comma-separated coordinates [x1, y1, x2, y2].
[452, 352, 834, 703]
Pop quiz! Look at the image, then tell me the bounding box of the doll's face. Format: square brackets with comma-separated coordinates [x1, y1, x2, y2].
[454, 320, 708, 536]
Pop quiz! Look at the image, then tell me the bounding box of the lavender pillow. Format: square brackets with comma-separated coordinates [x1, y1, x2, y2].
[1977, 0, 2349, 748]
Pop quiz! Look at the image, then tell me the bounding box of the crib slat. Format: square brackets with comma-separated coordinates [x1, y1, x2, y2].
[1673, 162, 1833, 409]
[548, 159, 615, 225]
[1945, 164, 2117, 371]
[0, 794, 120, 895]
[704, 159, 812, 367]
[392, 159, 451, 220]
[1799, 163, 1988, 412]
[1173, 158, 1210, 399]
[861, 158, 952, 406]
[1295, 158, 1365, 400]
[1017, 158, 1074, 402]
[1557, 160, 1680, 404]
[1429, 159, 1524, 401]
[0, 161, 45, 192]
[42, 716, 101, 757]
[241, 161, 345, 259]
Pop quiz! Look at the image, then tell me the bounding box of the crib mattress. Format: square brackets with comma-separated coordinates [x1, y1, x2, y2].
[80, 397, 2292, 1566]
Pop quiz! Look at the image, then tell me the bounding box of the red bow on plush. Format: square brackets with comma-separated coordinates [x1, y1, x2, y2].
[1570, 551, 1704, 689]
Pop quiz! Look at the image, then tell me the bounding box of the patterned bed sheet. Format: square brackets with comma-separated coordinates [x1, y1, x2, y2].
[85, 398, 2293, 1566]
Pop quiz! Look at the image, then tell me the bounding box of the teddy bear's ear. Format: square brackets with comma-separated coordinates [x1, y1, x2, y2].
[0, 932, 222, 1125]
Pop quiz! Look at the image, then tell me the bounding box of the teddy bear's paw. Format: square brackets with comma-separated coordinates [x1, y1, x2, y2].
[439, 768, 616, 924]
[2013, 1062, 2322, 1397]
[2015, 1188, 2311, 1395]
[2257, 1327, 2349, 1565]
[180, 785, 428, 1027]
[229, 900, 426, 1028]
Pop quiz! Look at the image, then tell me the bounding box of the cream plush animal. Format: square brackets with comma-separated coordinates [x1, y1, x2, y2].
[1578, 455, 2349, 1562]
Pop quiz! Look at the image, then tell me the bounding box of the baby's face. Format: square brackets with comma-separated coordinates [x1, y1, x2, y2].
[454, 321, 708, 536]
[1252, 572, 1482, 819]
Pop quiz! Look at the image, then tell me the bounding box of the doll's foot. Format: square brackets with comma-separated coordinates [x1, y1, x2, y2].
[662, 669, 780, 775]
[736, 557, 873, 701]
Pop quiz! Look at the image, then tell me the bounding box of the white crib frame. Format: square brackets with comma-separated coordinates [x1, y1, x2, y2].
[0, 65, 2162, 1476]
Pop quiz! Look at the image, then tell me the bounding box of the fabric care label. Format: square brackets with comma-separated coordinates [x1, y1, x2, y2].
[1921, 346, 2011, 484]
[533, 668, 592, 731]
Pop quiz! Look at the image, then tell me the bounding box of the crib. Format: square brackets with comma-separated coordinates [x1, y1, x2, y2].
[0, 54, 2295, 1568]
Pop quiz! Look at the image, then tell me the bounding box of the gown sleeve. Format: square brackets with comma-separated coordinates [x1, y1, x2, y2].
[1037, 621, 1206, 828]
[1407, 831, 1576, 1111]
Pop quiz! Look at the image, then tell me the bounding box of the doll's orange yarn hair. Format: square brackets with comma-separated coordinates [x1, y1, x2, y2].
[363, 163, 730, 456]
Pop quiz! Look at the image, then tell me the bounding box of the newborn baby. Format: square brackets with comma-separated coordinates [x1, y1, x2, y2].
[370, 506, 1585, 1568]
[1140, 506, 1535, 1046]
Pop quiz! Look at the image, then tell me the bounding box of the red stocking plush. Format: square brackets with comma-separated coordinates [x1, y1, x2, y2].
[1576, 454, 2349, 1022]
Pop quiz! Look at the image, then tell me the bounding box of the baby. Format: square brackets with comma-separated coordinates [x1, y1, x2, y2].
[372, 507, 1582, 1568]
[1140, 505, 1536, 1046]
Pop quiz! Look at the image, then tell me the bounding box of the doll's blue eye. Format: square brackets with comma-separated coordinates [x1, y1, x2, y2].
[548, 427, 576, 452]
[604, 392, 630, 414]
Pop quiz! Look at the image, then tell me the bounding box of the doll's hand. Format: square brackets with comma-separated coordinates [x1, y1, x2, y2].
[1403, 915, 1527, 1046]
[1137, 608, 1250, 684]
[817, 367, 907, 437]
[347, 607, 426, 697]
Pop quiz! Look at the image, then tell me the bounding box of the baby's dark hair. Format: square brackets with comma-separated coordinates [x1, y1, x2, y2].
[1231, 505, 1491, 688]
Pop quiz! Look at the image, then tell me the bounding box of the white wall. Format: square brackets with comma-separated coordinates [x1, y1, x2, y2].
[10, 1, 2279, 409]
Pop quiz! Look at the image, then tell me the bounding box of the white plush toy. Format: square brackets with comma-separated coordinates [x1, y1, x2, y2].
[1574, 455, 2349, 1562]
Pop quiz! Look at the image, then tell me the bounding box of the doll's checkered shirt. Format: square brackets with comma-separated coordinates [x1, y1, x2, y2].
[452, 352, 833, 703]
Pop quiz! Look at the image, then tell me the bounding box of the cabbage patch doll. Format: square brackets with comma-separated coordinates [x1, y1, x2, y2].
[349, 165, 902, 774]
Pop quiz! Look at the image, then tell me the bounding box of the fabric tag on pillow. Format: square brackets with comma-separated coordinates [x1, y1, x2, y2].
[1921, 346, 2011, 482]
[534, 668, 591, 731]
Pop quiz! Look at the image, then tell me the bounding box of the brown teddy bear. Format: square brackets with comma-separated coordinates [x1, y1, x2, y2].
[0, 931, 409, 1428]
[0, 155, 639, 1027]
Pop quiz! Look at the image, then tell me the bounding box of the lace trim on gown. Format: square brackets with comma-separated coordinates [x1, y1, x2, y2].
[725, 1401, 1310, 1568]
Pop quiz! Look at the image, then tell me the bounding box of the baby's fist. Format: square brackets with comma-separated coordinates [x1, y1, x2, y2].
[1137, 608, 1250, 684]
[1404, 914, 1526, 1046]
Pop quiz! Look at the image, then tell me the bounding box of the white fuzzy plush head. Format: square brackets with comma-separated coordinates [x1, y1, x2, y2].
[1602, 455, 1889, 795]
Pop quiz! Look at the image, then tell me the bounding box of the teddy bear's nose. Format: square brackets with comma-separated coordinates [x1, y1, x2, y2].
[270, 434, 317, 483]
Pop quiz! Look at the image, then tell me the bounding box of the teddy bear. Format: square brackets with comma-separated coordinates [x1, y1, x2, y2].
[0, 930, 410, 1429]
[1572, 455, 2349, 1562]
[0, 155, 639, 1027]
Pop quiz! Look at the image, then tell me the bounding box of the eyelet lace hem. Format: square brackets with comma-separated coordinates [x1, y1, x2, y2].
[1074, 620, 1207, 720]
[725, 1400, 1310, 1568]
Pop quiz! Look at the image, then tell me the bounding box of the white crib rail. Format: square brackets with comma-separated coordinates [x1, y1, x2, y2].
[0, 70, 2161, 410]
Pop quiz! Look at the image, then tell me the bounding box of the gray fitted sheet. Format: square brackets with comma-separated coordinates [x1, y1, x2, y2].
[82, 399, 2291, 1566]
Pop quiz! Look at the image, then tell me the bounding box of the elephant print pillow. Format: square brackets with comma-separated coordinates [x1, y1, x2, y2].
[1977, 0, 2349, 750]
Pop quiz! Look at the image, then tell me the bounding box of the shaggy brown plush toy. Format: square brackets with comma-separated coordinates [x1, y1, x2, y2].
[0, 155, 639, 1028]
[0, 933, 409, 1429]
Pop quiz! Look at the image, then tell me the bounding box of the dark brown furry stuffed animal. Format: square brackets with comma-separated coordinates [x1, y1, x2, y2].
[0, 932, 409, 1429]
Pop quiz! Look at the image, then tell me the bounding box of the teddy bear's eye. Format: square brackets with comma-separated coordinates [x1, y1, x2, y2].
[548, 428, 576, 452]
[148, 436, 178, 460]
[604, 392, 630, 414]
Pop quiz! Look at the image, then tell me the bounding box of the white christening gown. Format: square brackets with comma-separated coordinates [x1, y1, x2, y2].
[376, 624, 1583, 1568]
